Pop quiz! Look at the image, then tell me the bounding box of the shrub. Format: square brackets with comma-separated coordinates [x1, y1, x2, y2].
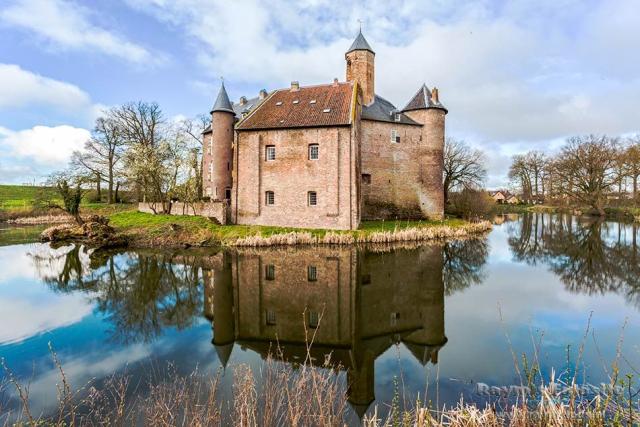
[447, 189, 495, 220]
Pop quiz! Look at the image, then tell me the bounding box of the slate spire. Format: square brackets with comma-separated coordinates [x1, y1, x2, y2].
[211, 81, 235, 114]
[346, 29, 375, 55]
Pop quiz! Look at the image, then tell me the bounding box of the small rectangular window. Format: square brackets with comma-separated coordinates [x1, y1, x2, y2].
[390, 312, 400, 326]
[362, 174, 371, 184]
[308, 311, 319, 329]
[361, 274, 371, 285]
[225, 188, 231, 200]
[265, 145, 276, 161]
[308, 191, 317, 206]
[266, 310, 276, 325]
[309, 144, 319, 160]
[307, 265, 317, 282]
[265, 264, 275, 280]
[391, 129, 400, 143]
[265, 191, 275, 206]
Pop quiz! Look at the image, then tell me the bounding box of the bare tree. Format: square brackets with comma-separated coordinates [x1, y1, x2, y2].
[551, 135, 618, 216]
[508, 155, 533, 203]
[443, 138, 487, 206]
[179, 115, 209, 200]
[625, 135, 640, 200]
[71, 115, 126, 204]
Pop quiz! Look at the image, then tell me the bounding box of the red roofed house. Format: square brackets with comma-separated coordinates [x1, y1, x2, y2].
[202, 31, 447, 230]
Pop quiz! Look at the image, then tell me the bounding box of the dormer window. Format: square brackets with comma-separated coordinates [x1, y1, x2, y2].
[323, 108, 331, 113]
[276, 101, 283, 106]
[293, 100, 299, 104]
[394, 113, 401, 122]
[309, 99, 317, 104]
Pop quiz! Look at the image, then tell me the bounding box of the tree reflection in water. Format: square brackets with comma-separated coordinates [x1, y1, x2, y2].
[29, 245, 204, 343]
[28, 239, 489, 415]
[507, 213, 640, 307]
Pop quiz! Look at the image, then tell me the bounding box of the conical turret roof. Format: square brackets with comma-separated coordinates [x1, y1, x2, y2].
[346, 30, 374, 54]
[402, 84, 447, 113]
[211, 82, 235, 114]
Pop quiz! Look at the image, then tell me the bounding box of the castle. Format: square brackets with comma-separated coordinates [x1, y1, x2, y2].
[202, 31, 447, 230]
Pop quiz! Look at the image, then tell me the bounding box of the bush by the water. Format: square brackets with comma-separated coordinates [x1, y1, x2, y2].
[447, 189, 495, 220]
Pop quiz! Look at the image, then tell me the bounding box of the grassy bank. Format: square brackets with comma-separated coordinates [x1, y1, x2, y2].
[0, 184, 136, 222]
[108, 211, 489, 248]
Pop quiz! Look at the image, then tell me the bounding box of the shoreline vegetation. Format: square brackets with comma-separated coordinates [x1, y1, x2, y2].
[37, 211, 493, 249]
[2, 344, 637, 426]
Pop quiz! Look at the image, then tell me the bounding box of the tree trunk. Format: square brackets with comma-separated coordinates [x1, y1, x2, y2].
[96, 173, 101, 201]
[115, 181, 120, 203]
[108, 163, 114, 204]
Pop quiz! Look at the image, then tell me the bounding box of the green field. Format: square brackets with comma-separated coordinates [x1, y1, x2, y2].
[0, 184, 135, 220]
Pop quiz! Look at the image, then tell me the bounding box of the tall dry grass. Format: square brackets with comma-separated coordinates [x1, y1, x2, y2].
[231, 221, 492, 247]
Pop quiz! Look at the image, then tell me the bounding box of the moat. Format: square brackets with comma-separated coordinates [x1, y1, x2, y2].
[1, 213, 639, 423]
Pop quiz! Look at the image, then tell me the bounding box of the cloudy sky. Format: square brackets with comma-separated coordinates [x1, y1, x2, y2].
[1, 0, 639, 187]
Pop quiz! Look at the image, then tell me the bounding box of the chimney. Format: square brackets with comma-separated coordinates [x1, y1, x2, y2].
[333, 78, 339, 86]
[259, 89, 268, 99]
[432, 87, 439, 103]
[239, 96, 247, 105]
[290, 81, 300, 91]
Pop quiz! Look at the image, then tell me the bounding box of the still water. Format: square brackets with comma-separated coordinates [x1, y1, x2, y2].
[1, 214, 639, 420]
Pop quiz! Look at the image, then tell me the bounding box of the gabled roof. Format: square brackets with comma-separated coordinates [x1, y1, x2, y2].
[402, 84, 447, 113]
[236, 82, 356, 131]
[362, 95, 420, 125]
[210, 82, 234, 114]
[346, 30, 374, 55]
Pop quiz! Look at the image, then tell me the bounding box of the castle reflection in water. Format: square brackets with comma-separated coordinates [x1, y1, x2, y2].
[202, 245, 447, 415]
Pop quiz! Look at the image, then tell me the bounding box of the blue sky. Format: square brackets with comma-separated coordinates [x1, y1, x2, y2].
[1, 0, 639, 186]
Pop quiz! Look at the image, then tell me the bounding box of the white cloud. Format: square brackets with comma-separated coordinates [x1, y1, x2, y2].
[125, 0, 640, 186]
[1, 0, 161, 65]
[0, 63, 91, 112]
[1, 125, 90, 166]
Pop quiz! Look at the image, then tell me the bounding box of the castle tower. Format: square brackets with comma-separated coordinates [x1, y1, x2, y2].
[345, 30, 375, 105]
[210, 252, 235, 368]
[402, 85, 448, 219]
[205, 82, 235, 201]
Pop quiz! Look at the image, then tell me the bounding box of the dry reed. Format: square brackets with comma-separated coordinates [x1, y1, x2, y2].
[230, 221, 492, 247]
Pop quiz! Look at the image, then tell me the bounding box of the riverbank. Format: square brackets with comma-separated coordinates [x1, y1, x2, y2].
[494, 203, 640, 221]
[108, 211, 492, 248]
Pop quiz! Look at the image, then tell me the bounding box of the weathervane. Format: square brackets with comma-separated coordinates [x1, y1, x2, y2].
[357, 19, 363, 32]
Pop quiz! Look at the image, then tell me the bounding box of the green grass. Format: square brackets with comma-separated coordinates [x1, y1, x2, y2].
[0, 184, 136, 219]
[109, 211, 470, 245]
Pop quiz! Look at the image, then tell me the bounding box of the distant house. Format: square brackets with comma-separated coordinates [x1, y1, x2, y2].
[489, 190, 520, 204]
[506, 194, 520, 204]
[489, 190, 507, 204]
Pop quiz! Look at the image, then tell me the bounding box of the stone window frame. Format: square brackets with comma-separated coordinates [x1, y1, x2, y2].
[362, 173, 371, 184]
[265, 191, 275, 206]
[266, 309, 277, 325]
[265, 145, 276, 161]
[390, 129, 400, 143]
[307, 265, 317, 282]
[307, 191, 317, 206]
[225, 187, 231, 200]
[390, 312, 400, 326]
[308, 311, 319, 329]
[265, 264, 275, 280]
[308, 143, 319, 160]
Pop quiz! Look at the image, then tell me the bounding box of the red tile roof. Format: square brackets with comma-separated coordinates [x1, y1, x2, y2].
[236, 82, 355, 130]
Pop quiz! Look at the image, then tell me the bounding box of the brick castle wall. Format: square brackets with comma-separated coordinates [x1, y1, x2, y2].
[233, 126, 360, 230]
[360, 116, 444, 220]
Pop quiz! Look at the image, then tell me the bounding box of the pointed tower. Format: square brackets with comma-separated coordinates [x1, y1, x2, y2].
[211, 252, 235, 369]
[204, 82, 235, 201]
[345, 30, 375, 105]
[402, 85, 448, 219]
